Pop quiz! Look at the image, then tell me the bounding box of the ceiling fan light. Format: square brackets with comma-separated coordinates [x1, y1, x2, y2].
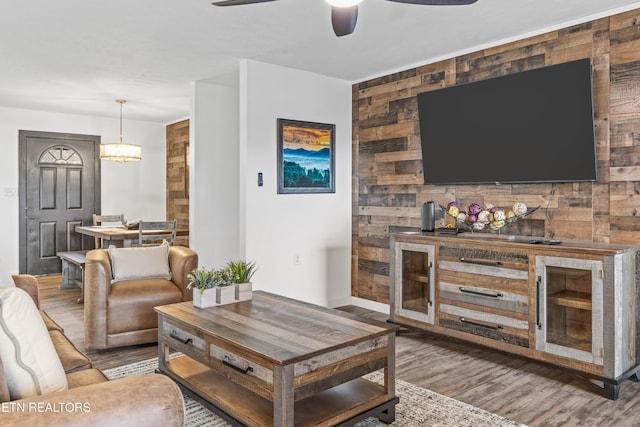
[326, 0, 363, 7]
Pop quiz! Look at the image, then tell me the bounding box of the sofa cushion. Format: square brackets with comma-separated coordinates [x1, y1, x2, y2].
[41, 310, 64, 332]
[0, 258, 15, 287]
[49, 329, 92, 373]
[107, 278, 182, 334]
[0, 287, 68, 399]
[66, 368, 108, 389]
[108, 241, 171, 283]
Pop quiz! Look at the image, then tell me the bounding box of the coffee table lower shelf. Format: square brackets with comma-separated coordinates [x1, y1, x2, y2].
[159, 355, 398, 427]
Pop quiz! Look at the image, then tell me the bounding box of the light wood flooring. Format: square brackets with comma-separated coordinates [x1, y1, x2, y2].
[38, 275, 640, 426]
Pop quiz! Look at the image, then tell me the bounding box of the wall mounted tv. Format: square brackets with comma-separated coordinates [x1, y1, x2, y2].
[417, 58, 597, 185]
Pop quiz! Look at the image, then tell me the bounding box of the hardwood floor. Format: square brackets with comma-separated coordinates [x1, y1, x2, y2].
[38, 275, 640, 426]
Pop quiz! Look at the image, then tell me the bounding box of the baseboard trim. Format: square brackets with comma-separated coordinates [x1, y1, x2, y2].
[349, 296, 389, 315]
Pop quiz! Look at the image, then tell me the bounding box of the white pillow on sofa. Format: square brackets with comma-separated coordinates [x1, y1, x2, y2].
[108, 241, 172, 283]
[0, 287, 68, 399]
[0, 258, 15, 287]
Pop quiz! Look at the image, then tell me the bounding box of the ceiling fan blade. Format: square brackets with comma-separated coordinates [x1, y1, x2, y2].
[331, 5, 358, 37]
[212, 0, 278, 6]
[385, 0, 477, 5]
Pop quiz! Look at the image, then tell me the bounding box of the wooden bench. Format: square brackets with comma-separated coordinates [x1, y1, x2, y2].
[57, 251, 87, 303]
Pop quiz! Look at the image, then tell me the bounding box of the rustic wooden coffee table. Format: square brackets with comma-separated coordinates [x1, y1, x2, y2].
[155, 291, 398, 426]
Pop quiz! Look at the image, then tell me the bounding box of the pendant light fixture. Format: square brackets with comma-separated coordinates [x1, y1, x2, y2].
[99, 99, 142, 162]
[325, 0, 363, 5]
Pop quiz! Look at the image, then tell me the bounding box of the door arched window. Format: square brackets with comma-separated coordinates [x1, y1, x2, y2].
[38, 146, 83, 165]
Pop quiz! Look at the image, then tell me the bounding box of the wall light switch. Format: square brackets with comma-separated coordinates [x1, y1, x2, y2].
[3, 187, 17, 197]
[258, 172, 263, 187]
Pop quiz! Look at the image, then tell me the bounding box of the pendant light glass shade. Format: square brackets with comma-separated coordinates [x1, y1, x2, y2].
[100, 100, 142, 162]
[99, 142, 142, 162]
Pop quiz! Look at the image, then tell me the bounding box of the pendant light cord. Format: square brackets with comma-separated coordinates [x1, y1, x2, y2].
[119, 101, 123, 143]
[117, 99, 126, 144]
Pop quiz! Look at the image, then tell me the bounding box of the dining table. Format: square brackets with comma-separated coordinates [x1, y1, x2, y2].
[75, 225, 188, 248]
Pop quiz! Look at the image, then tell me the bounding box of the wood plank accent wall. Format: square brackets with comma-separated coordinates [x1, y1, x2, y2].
[166, 119, 190, 247]
[352, 9, 640, 304]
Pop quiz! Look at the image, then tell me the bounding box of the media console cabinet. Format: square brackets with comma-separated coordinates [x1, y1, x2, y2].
[389, 232, 640, 400]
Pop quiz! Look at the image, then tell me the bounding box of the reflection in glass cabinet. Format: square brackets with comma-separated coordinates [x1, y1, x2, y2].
[535, 256, 603, 365]
[393, 242, 435, 325]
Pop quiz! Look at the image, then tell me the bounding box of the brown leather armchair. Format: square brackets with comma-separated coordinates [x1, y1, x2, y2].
[84, 245, 197, 350]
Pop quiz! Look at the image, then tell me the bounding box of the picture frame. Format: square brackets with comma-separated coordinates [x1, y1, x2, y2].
[277, 118, 335, 194]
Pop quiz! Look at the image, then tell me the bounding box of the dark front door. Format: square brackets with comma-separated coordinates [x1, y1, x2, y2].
[19, 131, 101, 275]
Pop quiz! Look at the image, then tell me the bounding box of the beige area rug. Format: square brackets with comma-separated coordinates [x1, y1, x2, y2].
[104, 356, 526, 427]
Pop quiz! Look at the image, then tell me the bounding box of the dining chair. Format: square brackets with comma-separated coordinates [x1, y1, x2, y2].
[138, 219, 177, 246]
[92, 213, 125, 249]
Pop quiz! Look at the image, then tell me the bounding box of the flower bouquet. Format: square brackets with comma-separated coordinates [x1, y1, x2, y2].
[441, 201, 539, 232]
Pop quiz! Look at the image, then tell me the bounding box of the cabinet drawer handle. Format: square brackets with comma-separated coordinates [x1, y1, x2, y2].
[170, 330, 192, 345]
[223, 356, 254, 374]
[459, 287, 503, 298]
[459, 257, 503, 267]
[460, 317, 503, 331]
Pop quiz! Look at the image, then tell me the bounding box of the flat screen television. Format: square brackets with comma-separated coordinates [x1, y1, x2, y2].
[417, 58, 597, 185]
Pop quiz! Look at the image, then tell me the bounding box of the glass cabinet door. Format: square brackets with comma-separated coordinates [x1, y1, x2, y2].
[393, 242, 435, 325]
[535, 256, 603, 365]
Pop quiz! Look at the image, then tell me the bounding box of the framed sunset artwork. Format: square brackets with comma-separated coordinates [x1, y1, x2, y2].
[277, 119, 335, 194]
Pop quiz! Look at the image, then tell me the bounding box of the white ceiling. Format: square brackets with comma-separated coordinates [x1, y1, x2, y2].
[1, 0, 639, 123]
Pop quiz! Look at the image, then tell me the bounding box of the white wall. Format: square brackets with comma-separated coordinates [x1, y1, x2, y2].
[0, 105, 166, 273]
[240, 60, 352, 307]
[190, 80, 241, 267]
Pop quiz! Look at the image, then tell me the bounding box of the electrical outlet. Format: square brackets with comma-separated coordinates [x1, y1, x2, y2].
[293, 254, 301, 266]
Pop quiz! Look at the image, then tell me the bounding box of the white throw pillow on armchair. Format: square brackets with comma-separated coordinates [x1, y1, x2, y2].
[0, 287, 68, 399]
[108, 240, 172, 283]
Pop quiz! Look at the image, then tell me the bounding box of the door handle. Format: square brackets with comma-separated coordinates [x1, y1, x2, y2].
[536, 276, 542, 330]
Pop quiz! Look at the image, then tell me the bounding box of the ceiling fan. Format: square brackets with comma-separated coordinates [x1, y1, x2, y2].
[212, 0, 478, 37]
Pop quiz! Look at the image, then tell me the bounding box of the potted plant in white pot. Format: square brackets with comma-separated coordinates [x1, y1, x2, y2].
[227, 260, 257, 302]
[187, 266, 235, 309]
